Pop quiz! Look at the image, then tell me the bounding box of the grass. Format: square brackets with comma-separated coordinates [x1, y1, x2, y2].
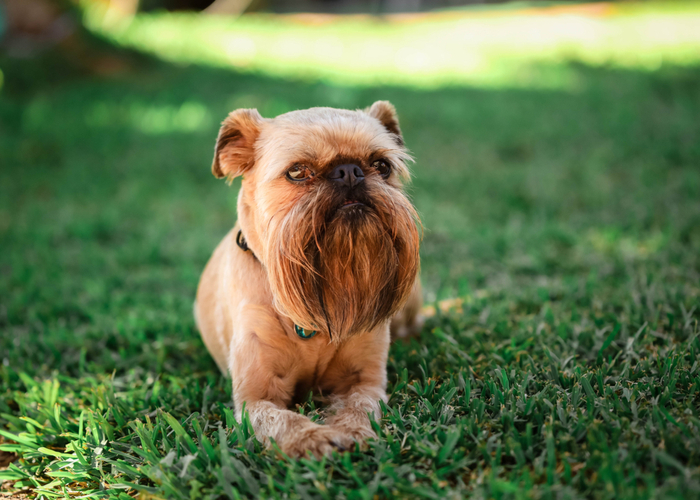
[83, 1, 700, 89]
[2, 6, 700, 499]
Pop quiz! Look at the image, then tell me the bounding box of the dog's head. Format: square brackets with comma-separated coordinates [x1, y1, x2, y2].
[212, 102, 420, 339]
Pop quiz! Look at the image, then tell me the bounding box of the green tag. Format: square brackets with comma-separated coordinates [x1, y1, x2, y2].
[295, 324, 317, 339]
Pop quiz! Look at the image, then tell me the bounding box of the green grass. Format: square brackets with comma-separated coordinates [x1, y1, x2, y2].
[2, 16, 700, 500]
[83, 1, 700, 89]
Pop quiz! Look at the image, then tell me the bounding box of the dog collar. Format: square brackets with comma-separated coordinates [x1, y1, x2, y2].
[295, 324, 317, 339]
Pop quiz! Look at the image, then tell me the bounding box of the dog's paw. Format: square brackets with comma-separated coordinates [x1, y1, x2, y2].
[324, 414, 377, 443]
[327, 423, 376, 451]
[344, 426, 377, 442]
[278, 425, 354, 458]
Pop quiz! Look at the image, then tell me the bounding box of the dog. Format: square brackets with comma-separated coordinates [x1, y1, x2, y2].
[194, 101, 422, 457]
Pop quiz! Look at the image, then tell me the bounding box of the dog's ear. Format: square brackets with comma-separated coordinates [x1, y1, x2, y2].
[212, 109, 264, 179]
[366, 100, 403, 146]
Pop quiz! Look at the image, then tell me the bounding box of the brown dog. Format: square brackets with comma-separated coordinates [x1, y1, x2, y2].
[194, 102, 422, 457]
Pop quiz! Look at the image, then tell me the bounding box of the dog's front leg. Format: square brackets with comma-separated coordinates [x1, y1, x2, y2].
[324, 388, 386, 444]
[243, 400, 353, 457]
[228, 312, 351, 458]
[322, 323, 391, 446]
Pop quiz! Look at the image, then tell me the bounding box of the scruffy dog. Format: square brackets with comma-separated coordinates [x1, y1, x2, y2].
[195, 101, 422, 457]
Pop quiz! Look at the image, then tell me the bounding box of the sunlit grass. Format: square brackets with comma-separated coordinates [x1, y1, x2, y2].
[2, 20, 700, 497]
[86, 101, 212, 134]
[83, 1, 700, 89]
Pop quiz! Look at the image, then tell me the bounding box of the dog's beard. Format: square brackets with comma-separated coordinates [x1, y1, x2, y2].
[263, 182, 420, 339]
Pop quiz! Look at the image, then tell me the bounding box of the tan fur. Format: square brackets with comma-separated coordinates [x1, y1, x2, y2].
[195, 102, 422, 458]
[390, 279, 425, 339]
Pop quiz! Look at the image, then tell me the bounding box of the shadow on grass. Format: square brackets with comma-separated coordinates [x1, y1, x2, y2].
[0, 41, 699, 379]
[1, 35, 700, 500]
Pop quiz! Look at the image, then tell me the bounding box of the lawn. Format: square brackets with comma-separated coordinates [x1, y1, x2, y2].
[1, 3, 700, 499]
[85, 1, 700, 88]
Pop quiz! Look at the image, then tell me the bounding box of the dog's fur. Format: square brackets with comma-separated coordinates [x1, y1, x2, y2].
[195, 102, 422, 457]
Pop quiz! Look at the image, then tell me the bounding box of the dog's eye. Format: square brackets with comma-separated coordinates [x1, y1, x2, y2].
[286, 165, 314, 182]
[372, 159, 391, 178]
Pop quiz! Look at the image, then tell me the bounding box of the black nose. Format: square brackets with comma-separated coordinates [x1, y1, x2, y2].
[328, 163, 364, 188]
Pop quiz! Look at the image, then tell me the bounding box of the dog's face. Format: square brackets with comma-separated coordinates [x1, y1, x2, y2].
[212, 102, 420, 339]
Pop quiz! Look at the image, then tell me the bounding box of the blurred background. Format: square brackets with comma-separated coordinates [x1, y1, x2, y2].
[0, 0, 699, 372]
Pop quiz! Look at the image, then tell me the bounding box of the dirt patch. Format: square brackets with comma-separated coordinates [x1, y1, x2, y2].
[0, 486, 29, 499]
[1, 451, 25, 499]
[0, 451, 16, 469]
